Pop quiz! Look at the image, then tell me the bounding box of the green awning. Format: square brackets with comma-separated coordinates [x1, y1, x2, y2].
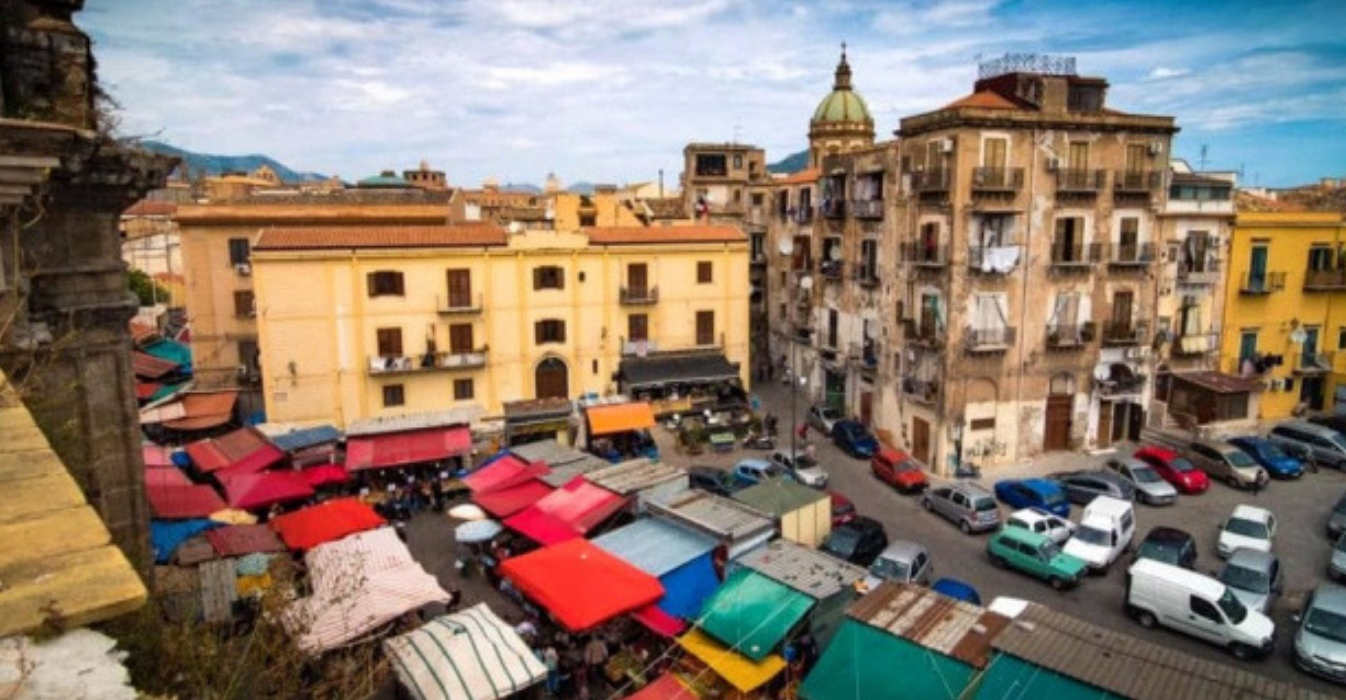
[143, 339, 193, 369]
[696, 568, 813, 661]
[971, 654, 1122, 700]
[800, 618, 974, 700]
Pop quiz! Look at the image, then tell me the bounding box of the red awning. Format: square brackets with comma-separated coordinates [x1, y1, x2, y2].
[301, 464, 350, 487]
[632, 604, 689, 639]
[132, 351, 179, 379]
[504, 476, 630, 545]
[185, 427, 285, 474]
[142, 444, 175, 468]
[346, 426, 472, 471]
[219, 470, 315, 511]
[473, 480, 554, 518]
[135, 382, 163, 400]
[498, 539, 663, 633]
[162, 391, 239, 431]
[145, 467, 192, 488]
[463, 454, 551, 493]
[147, 484, 228, 519]
[206, 523, 287, 556]
[270, 497, 385, 551]
[623, 673, 699, 700]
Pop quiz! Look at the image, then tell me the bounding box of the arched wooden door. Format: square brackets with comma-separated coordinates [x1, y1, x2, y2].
[535, 357, 569, 400]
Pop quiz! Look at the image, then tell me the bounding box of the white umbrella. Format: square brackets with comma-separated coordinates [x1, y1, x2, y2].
[447, 503, 487, 521]
[455, 519, 503, 544]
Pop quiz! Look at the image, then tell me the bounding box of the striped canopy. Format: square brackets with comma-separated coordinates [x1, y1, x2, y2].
[384, 604, 546, 700]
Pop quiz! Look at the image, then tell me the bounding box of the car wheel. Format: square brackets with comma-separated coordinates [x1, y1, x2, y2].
[990, 554, 1007, 569]
[959, 520, 972, 535]
[1228, 643, 1255, 661]
[922, 498, 933, 512]
[1136, 610, 1157, 628]
[1226, 474, 1240, 489]
[1048, 576, 1066, 591]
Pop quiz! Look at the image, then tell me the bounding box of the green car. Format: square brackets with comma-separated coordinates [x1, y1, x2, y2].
[987, 527, 1088, 590]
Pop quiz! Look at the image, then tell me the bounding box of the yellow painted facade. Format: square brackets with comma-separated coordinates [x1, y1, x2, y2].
[1222, 212, 1346, 418]
[251, 226, 750, 427]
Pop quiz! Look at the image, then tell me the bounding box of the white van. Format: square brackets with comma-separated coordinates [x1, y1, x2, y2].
[1062, 495, 1135, 573]
[1125, 558, 1275, 659]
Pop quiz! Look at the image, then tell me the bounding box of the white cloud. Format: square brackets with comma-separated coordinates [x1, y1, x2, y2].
[1146, 67, 1190, 80]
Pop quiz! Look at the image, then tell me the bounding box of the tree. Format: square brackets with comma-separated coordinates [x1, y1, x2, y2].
[127, 268, 169, 306]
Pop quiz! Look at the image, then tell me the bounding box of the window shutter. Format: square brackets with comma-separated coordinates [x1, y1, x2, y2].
[394, 273, 405, 296]
[533, 268, 542, 290]
[367, 272, 377, 297]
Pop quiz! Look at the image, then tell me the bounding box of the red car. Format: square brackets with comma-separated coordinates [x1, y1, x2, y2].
[871, 447, 929, 493]
[828, 490, 858, 527]
[1133, 445, 1209, 494]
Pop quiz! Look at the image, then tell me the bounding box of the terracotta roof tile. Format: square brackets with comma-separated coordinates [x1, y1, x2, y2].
[254, 225, 509, 250]
[584, 226, 746, 245]
[943, 90, 1021, 110]
[123, 200, 177, 216]
[776, 168, 820, 185]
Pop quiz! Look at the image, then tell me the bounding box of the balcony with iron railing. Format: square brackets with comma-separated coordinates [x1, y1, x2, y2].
[902, 242, 948, 268]
[903, 319, 946, 349]
[1046, 322, 1096, 349]
[1238, 271, 1286, 295]
[1049, 242, 1100, 269]
[793, 206, 814, 224]
[1294, 352, 1334, 375]
[848, 341, 879, 372]
[1113, 170, 1162, 194]
[819, 259, 844, 280]
[968, 245, 1022, 275]
[1172, 332, 1219, 357]
[902, 377, 941, 405]
[911, 169, 950, 193]
[819, 198, 845, 219]
[853, 263, 880, 287]
[1095, 373, 1147, 397]
[620, 285, 660, 305]
[1055, 168, 1105, 193]
[1177, 257, 1221, 285]
[368, 348, 489, 375]
[971, 167, 1024, 193]
[437, 292, 484, 315]
[850, 199, 884, 219]
[1100, 320, 1149, 346]
[965, 325, 1016, 353]
[1303, 268, 1346, 291]
[1105, 242, 1155, 268]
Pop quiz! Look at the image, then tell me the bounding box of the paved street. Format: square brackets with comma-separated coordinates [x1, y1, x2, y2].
[659, 378, 1346, 697]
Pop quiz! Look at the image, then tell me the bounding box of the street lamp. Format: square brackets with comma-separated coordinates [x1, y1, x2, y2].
[778, 237, 804, 459]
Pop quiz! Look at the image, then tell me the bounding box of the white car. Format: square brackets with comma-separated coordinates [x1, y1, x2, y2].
[769, 448, 829, 488]
[1005, 507, 1076, 545]
[807, 405, 844, 434]
[1217, 504, 1276, 558]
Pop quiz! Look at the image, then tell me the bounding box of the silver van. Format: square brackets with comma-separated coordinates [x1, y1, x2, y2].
[1268, 420, 1346, 470]
[1184, 437, 1268, 490]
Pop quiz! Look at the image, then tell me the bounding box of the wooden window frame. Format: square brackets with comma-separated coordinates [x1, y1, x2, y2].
[367, 270, 406, 297]
[382, 384, 405, 407]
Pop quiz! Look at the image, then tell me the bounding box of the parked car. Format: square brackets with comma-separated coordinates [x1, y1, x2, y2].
[922, 482, 1001, 534]
[994, 478, 1071, 517]
[732, 458, 791, 487]
[1227, 435, 1305, 480]
[1047, 469, 1136, 505]
[1218, 548, 1283, 615]
[1293, 584, 1346, 684]
[1063, 496, 1136, 573]
[1217, 504, 1277, 558]
[1134, 526, 1198, 570]
[871, 447, 928, 493]
[820, 516, 888, 567]
[769, 448, 829, 488]
[832, 419, 880, 458]
[828, 490, 857, 528]
[1309, 414, 1346, 437]
[1134, 445, 1210, 495]
[1269, 420, 1346, 471]
[1331, 490, 1346, 540]
[932, 578, 982, 605]
[807, 405, 844, 434]
[1103, 457, 1177, 506]
[861, 540, 933, 591]
[987, 527, 1088, 590]
[1005, 507, 1076, 545]
[1126, 558, 1275, 660]
[1332, 532, 1346, 582]
[688, 465, 740, 497]
[1184, 438, 1269, 491]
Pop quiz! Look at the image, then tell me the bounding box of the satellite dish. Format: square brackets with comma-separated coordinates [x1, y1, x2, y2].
[1093, 364, 1110, 382]
[778, 238, 794, 256]
[800, 276, 814, 290]
[828, 246, 843, 261]
[866, 324, 880, 339]
[1290, 328, 1308, 344]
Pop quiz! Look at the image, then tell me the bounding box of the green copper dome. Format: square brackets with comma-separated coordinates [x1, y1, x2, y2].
[810, 48, 872, 125]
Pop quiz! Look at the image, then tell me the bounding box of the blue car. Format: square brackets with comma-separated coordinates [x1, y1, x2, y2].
[832, 419, 880, 458]
[993, 478, 1071, 517]
[932, 577, 982, 605]
[1228, 436, 1304, 479]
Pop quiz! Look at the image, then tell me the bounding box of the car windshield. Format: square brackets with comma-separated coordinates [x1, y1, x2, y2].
[894, 460, 917, 473]
[870, 556, 910, 581]
[1258, 441, 1289, 459]
[793, 454, 820, 469]
[1042, 491, 1067, 507]
[1138, 539, 1184, 565]
[1217, 588, 1248, 625]
[973, 497, 997, 512]
[1040, 541, 1062, 559]
[825, 530, 859, 553]
[1075, 525, 1110, 545]
[1226, 450, 1257, 468]
[1219, 563, 1270, 594]
[1225, 517, 1269, 539]
[820, 408, 842, 421]
[1171, 458, 1197, 473]
[1306, 605, 1346, 644]
[1337, 535, 1346, 553]
[1131, 466, 1163, 484]
[833, 502, 857, 516]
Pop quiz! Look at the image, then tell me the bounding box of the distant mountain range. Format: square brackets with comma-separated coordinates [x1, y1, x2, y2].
[140, 140, 329, 182]
[768, 150, 808, 174]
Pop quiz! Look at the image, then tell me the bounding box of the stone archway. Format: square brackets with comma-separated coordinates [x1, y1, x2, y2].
[535, 357, 569, 400]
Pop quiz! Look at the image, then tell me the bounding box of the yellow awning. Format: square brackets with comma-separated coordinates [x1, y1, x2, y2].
[587, 402, 656, 436]
[677, 628, 786, 693]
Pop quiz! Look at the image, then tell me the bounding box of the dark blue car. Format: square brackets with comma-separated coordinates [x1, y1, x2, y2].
[932, 577, 981, 605]
[1228, 436, 1304, 479]
[993, 478, 1071, 517]
[832, 419, 880, 458]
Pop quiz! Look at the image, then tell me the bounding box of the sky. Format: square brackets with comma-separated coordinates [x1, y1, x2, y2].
[83, 0, 1346, 189]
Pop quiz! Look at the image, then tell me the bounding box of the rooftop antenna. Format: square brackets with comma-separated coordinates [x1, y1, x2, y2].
[1199, 144, 1208, 171]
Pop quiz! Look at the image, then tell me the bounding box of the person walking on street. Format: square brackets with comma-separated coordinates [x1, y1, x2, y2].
[543, 644, 560, 695]
[583, 634, 609, 684]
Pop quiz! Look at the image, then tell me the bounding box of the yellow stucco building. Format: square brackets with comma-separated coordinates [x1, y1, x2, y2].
[250, 224, 750, 428]
[1222, 211, 1346, 418]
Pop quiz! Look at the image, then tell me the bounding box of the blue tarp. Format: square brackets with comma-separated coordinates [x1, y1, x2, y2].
[269, 425, 341, 452]
[658, 553, 720, 620]
[591, 519, 720, 620]
[150, 519, 222, 564]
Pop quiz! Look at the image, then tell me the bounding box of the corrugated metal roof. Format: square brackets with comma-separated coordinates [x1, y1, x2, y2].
[254, 225, 507, 251]
[586, 458, 687, 495]
[346, 407, 480, 436]
[846, 583, 1009, 669]
[735, 539, 865, 600]
[507, 440, 610, 487]
[649, 489, 774, 543]
[591, 518, 716, 577]
[733, 480, 828, 515]
[992, 602, 1336, 700]
[585, 226, 746, 245]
